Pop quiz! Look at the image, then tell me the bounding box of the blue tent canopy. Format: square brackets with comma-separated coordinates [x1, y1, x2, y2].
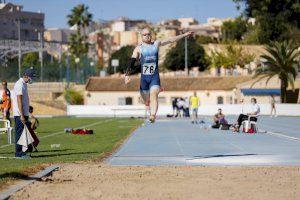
[241, 89, 280, 95]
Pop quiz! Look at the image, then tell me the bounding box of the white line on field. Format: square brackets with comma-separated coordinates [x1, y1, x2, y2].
[0, 119, 113, 148]
[41, 119, 113, 139]
[265, 131, 300, 142]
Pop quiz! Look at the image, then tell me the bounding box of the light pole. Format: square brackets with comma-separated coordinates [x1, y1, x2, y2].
[90, 61, 95, 77]
[75, 57, 80, 83]
[298, 47, 300, 73]
[111, 59, 119, 74]
[40, 31, 44, 82]
[36, 29, 44, 82]
[17, 19, 21, 78]
[65, 46, 72, 101]
[59, 43, 62, 82]
[90, 61, 95, 67]
[184, 30, 188, 76]
[66, 55, 70, 106]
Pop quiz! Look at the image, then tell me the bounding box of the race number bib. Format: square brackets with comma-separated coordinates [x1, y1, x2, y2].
[142, 63, 156, 75]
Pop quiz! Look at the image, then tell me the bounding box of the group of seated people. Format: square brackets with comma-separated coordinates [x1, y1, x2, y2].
[172, 97, 190, 118]
[211, 98, 260, 132]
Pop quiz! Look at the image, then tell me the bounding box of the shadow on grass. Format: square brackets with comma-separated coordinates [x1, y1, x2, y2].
[31, 151, 98, 158]
[0, 149, 74, 156]
[0, 152, 14, 155]
[0, 172, 41, 182]
[33, 149, 74, 153]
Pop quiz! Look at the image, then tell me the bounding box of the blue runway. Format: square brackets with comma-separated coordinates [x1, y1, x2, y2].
[108, 116, 300, 166]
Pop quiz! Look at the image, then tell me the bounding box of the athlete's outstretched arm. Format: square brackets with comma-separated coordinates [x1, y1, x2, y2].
[158, 31, 194, 46]
[125, 46, 140, 84]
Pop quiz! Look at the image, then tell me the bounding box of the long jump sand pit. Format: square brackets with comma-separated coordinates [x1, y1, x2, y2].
[11, 163, 300, 200]
[11, 118, 300, 199]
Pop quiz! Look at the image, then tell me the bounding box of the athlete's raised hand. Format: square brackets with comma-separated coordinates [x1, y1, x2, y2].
[159, 31, 194, 46]
[124, 75, 131, 84]
[185, 31, 194, 37]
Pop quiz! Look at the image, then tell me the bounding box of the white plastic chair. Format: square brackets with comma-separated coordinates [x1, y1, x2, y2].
[0, 119, 12, 144]
[242, 115, 258, 133]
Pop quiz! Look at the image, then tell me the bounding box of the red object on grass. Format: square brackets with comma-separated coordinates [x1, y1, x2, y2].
[71, 129, 93, 135]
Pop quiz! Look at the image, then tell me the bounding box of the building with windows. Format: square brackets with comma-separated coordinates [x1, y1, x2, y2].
[44, 28, 74, 43]
[111, 17, 147, 32]
[84, 76, 252, 106]
[188, 18, 233, 38]
[0, 2, 44, 40]
[178, 17, 198, 29]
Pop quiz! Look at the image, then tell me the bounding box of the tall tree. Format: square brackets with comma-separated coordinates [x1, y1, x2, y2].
[107, 45, 139, 74]
[233, 0, 300, 43]
[253, 41, 300, 103]
[22, 52, 39, 68]
[221, 17, 249, 42]
[67, 4, 93, 81]
[163, 37, 207, 71]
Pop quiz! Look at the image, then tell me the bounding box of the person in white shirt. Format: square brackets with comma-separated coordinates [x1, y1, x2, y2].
[12, 68, 36, 158]
[233, 98, 260, 132]
[183, 97, 190, 118]
[176, 98, 185, 118]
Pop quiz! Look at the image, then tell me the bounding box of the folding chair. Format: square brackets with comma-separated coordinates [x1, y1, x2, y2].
[0, 119, 12, 144]
[242, 115, 258, 133]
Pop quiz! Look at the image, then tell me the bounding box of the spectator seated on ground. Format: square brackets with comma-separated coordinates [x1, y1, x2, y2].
[29, 106, 39, 130]
[211, 108, 228, 129]
[233, 98, 260, 132]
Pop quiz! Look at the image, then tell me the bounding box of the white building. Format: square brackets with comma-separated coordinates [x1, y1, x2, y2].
[111, 17, 147, 32]
[84, 76, 252, 106]
[178, 17, 198, 29]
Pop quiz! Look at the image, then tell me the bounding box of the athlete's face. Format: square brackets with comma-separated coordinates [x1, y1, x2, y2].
[142, 31, 152, 43]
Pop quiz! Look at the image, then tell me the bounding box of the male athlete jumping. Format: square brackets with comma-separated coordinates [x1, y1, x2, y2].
[125, 28, 193, 123]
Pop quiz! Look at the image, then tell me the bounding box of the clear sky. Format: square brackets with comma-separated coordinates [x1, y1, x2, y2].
[7, 0, 243, 28]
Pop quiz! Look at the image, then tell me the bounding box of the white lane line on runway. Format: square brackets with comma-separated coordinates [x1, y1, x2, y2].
[0, 119, 113, 148]
[265, 131, 300, 142]
[169, 122, 186, 160]
[219, 132, 246, 152]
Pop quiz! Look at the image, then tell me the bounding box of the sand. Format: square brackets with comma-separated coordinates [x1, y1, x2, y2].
[11, 163, 300, 200]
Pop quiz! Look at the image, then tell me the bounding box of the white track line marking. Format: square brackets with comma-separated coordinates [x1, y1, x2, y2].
[0, 119, 113, 148]
[264, 131, 300, 142]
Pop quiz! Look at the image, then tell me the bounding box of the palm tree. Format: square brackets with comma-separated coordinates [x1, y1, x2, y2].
[67, 4, 92, 37]
[253, 41, 300, 103]
[67, 4, 92, 82]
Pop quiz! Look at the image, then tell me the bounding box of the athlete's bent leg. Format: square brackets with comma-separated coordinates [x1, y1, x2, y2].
[140, 90, 150, 116]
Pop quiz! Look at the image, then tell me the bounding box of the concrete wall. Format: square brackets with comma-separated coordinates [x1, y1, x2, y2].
[120, 31, 138, 46]
[7, 82, 84, 101]
[67, 104, 300, 117]
[85, 90, 237, 106]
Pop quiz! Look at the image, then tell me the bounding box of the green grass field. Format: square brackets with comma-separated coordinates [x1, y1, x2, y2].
[0, 117, 142, 188]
